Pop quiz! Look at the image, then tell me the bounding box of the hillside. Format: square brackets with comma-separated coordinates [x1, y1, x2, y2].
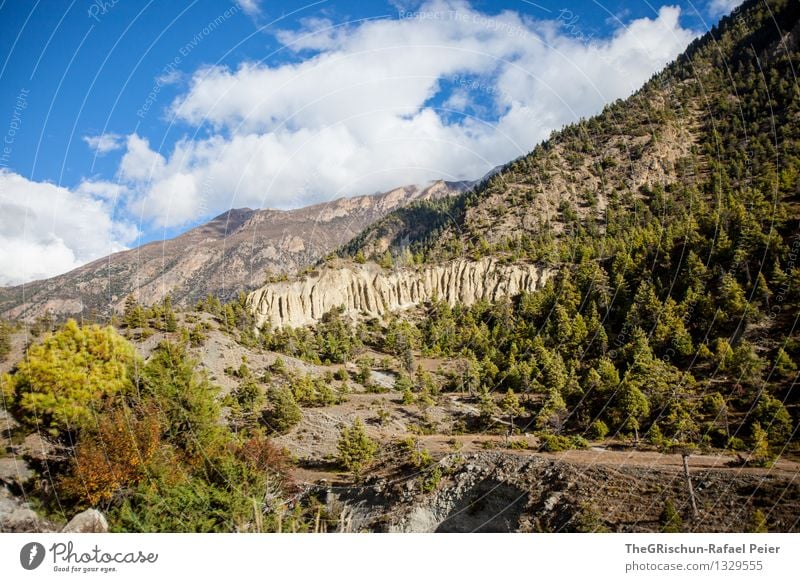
[340, 0, 799, 265]
[247, 0, 800, 484]
[0, 180, 466, 321]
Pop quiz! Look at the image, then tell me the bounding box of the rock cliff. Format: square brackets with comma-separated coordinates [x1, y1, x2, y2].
[247, 258, 554, 329]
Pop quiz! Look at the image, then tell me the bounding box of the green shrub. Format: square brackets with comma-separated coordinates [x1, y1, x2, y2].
[0, 319, 12, 361]
[8, 319, 138, 436]
[660, 499, 682, 532]
[421, 466, 442, 493]
[748, 422, 773, 467]
[538, 433, 588, 452]
[141, 340, 223, 459]
[337, 418, 377, 475]
[750, 509, 768, 533]
[588, 420, 609, 440]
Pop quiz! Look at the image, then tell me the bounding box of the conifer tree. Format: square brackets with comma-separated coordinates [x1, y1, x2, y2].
[337, 418, 377, 476]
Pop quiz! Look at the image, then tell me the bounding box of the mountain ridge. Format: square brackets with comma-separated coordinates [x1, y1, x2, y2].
[0, 179, 469, 321]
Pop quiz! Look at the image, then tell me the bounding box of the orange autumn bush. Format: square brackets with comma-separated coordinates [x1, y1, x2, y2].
[60, 405, 161, 507]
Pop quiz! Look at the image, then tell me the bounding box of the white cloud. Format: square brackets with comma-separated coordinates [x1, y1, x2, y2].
[76, 179, 128, 201]
[0, 170, 138, 285]
[708, 0, 743, 18]
[234, 0, 260, 17]
[274, 18, 346, 52]
[116, 0, 696, 228]
[83, 132, 124, 155]
[156, 68, 182, 86]
[118, 134, 166, 182]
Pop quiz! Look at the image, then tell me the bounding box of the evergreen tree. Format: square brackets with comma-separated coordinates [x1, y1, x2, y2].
[536, 387, 568, 433]
[774, 348, 797, 378]
[163, 295, 178, 332]
[613, 380, 650, 442]
[748, 422, 772, 467]
[0, 319, 11, 361]
[123, 295, 146, 329]
[500, 388, 524, 431]
[337, 418, 378, 476]
[264, 387, 302, 434]
[142, 340, 222, 459]
[750, 509, 768, 533]
[753, 394, 792, 444]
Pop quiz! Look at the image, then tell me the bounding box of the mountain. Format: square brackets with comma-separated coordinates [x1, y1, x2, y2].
[339, 0, 799, 265]
[0, 180, 467, 321]
[248, 0, 800, 467]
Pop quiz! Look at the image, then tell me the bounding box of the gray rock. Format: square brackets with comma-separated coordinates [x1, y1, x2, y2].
[0, 407, 19, 431]
[0, 487, 53, 532]
[62, 509, 108, 533]
[0, 407, 19, 450]
[0, 456, 34, 487]
[16, 433, 55, 461]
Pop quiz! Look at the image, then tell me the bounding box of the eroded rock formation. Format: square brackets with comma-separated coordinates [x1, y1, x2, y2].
[247, 257, 554, 329]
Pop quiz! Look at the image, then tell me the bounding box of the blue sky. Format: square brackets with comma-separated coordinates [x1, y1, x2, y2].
[0, 0, 742, 284]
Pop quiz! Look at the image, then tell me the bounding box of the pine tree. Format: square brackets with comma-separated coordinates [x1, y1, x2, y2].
[754, 394, 792, 444]
[718, 272, 750, 325]
[379, 251, 393, 269]
[163, 295, 177, 332]
[265, 387, 301, 434]
[536, 387, 568, 433]
[750, 509, 768, 533]
[748, 422, 772, 467]
[731, 341, 765, 385]
[754, 272, 771, 308]
[142, 340, 222, 458]
[500, 388, 524, 431]
[8, 319, 139, 436]
[774, 348, 797, 378]
[613, 380, 650, 442]
[123, 295, 146, 329]
[0, 319, 11, 361]
[337, 418, 377, 476]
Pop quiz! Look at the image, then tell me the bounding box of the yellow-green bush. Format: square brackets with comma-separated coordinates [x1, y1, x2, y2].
[8, 319, 138, 435]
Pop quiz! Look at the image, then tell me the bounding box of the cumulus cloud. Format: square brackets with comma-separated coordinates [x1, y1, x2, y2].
[708, 0, 743, 18]
[0, 170, 138, 285]
[118, 0, 696, 228]
[83, 132, 124, 155]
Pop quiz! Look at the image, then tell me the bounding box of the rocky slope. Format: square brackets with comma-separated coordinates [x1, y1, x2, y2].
[248, 257, 554, 329]
[0, 180, 466, 321]
[331, 451, 800, 533]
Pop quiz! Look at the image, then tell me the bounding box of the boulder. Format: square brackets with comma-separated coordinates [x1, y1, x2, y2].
[0, 456, 34, 488]
[62, 509, 108, 533]
[0, 487, 53, 532]
[17, 433, 56, 461]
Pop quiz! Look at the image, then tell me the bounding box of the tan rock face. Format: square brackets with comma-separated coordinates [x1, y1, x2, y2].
[247, 258, 554, 329]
